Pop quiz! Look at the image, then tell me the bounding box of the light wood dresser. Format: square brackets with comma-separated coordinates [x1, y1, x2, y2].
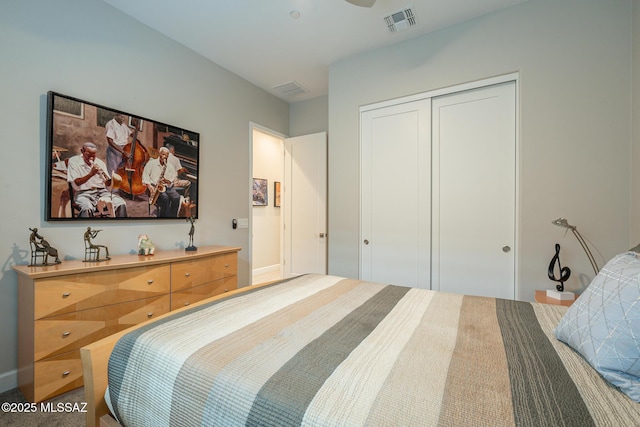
[13, 245, 240, 402]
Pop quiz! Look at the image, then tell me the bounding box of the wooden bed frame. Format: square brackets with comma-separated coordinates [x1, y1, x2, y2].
[81, 282, 273, 427]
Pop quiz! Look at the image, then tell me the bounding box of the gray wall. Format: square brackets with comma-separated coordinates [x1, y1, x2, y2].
[0, 0, 288, 391]
[328, 0, 633, 299]
[632, 0, 640, 244]
[289, 96, 329, 137]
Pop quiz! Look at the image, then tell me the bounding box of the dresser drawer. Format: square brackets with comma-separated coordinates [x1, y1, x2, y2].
[170, 276, 237, 310]
[34, 265, 171, 319]
[33, 350, 83, 403]
[171, 253, 237, 291]
[34, 294, 170, 361]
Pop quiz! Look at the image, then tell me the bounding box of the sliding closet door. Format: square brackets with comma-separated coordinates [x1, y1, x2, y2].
[360, 99, 431, 289]
[431, 82, 516, 299]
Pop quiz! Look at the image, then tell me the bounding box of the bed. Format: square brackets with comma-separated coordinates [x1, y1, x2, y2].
[81, 253, 640, 427]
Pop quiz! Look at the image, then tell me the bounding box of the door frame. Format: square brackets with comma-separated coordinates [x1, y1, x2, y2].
[249, 122, 287, 285]
[358, 73, 520, 298]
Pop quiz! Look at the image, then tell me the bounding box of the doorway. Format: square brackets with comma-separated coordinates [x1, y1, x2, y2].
[251, 126, 285, 285]
[250, 125, 328, 285]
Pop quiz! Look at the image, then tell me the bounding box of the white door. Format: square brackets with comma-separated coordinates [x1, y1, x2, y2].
[283, 132, 327, 277]
[360, 100, 431, 289]
[431, 82, 516, 299]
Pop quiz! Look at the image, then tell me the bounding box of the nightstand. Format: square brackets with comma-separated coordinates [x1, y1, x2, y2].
[534, 290, 576, 307]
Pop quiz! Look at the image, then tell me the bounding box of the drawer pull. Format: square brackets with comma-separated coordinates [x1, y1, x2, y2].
[224, 289, 229, 292]
[184, 302, 190, 306]
[185, 272, 191, 277]
[147, 279, 154, 285]
[62, 292, 70, 298]
[62, 371, 70, 377]
[62, 331, 70, 338]
[147, 312, 154, 318]
[225, 264, 229, 268]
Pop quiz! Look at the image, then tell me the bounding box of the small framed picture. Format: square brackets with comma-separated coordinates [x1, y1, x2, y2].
[274, 182, 281, 207]
[253, 178, 268, 206]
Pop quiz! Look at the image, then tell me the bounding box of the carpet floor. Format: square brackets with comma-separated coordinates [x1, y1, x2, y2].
[0, 387, 86, 426]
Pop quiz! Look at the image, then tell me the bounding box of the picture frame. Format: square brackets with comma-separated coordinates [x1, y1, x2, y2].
[46, 91, 200, 220]
[274, 181, 281, 207]
[253, 178, 268, 206]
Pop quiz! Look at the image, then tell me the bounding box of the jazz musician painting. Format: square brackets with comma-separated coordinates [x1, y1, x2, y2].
[143, 147, 180, 218]
[47, 92, 200, 220]
[67, 142, 128, 218]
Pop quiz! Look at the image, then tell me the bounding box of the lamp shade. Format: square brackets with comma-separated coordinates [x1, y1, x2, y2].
[345, 0, 376, 7]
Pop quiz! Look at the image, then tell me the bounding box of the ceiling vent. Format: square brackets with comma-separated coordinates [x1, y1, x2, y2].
[273, 81, 309, 97]
[384, 7, 417, 33]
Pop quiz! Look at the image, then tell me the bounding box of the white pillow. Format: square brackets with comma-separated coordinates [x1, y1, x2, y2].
[554, 252, 640, 402]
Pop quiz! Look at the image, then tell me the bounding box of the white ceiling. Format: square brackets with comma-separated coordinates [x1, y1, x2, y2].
[101, 0, 526, 103]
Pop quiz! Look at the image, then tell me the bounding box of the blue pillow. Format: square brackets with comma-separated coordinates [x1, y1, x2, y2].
[554, 252, 640, 402]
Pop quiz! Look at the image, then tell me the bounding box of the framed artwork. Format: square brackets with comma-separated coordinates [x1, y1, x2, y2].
[46, 91, 199, 220]
[274, 181, 281, 207]
[253, 178, 268, 206]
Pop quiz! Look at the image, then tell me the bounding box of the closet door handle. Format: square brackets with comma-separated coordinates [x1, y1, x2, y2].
[363, 239, 369, 245]
[502, 246, 511, 253]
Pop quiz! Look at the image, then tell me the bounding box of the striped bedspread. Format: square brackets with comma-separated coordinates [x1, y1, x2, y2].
[107, 274, 640, 426]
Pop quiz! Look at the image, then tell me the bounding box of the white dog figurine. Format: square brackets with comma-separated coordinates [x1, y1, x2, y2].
[137, 234, 155, 256]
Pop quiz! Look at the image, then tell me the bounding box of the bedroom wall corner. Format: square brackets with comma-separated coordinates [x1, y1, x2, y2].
[289, 96, 329, 137]
[631, 0, 640, 247]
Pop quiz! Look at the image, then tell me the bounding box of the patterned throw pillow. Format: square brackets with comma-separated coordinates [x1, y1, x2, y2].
[555, 252, 640, 402]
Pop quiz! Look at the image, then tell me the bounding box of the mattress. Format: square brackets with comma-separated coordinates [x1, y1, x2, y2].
[106, 274, 640, 426]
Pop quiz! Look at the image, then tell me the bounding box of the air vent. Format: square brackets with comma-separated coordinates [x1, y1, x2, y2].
[384, 7, 417, 33]
[273, 81, 309, 97]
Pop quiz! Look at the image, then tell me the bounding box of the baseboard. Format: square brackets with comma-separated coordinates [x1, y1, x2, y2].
[0, 369, 18, 394]
[253, 264, 281, 277]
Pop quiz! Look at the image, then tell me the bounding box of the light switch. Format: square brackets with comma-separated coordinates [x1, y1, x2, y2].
[236, 218, 249, 228]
